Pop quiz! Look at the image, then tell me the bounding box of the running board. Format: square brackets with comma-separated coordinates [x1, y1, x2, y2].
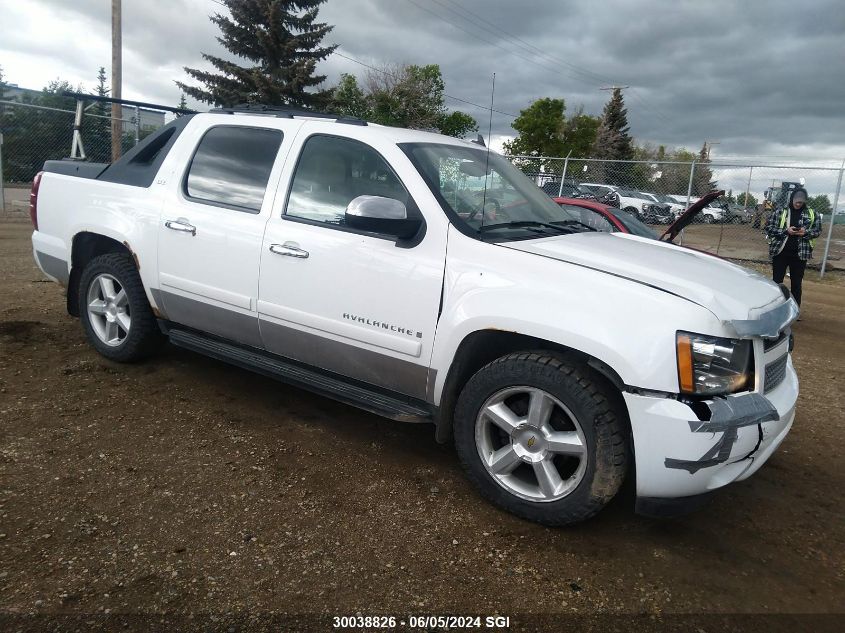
[167, 328, 434, 423]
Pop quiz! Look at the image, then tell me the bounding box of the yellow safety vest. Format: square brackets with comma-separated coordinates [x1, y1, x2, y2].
[779, 207, 816, 248]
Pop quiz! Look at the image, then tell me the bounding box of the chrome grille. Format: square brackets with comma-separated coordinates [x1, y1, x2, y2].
[764, 353, 788, 393]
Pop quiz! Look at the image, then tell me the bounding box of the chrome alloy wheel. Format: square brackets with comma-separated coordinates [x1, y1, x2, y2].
[475, 386, 588, 502]
[86, 273, 131, 347]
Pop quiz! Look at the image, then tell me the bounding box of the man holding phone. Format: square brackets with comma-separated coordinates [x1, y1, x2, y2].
[765, 187, 822, 309]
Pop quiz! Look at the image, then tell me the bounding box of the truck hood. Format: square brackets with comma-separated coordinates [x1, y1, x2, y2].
[501, 232, 784, 321]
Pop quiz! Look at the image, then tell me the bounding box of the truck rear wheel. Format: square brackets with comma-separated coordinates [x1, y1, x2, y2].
[78, 253, 163, 362]
[454, 352, 628, 526]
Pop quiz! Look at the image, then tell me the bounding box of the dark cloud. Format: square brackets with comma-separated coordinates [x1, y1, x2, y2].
[3, 0, 844, 161]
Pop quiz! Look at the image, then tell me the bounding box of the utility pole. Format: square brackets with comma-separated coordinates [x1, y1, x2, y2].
[704, 140, 720, 159]
[599, 85, 629, 93]
[111, 0, 122, 162]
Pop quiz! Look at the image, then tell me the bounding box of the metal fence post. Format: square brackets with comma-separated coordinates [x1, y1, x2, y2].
[819, 160, 844, 278]
[680, 160, 696, 245]
[557, 150, 572, 197]
[684, 160, 696, 208]
[0, 132, 5, 214]
[134, 105, 140, 146]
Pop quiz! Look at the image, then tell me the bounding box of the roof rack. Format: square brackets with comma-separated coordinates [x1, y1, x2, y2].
[211, 104, 367, 126]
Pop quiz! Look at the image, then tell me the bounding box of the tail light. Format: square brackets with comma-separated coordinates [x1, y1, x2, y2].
[30, 171, 43, 230]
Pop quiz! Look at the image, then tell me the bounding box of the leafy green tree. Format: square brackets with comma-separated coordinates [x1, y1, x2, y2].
[3, 80, 80, 182]
[807, 194, 831, 214]
[736, 191, 758, 207]
[502, 98, 566, 160]
[438, 110, 478, 138]
[177, 0, 336, 109]
[503, 98, 599, 176]
[651, 147, 697, 195]
[563, 107, 600, 158]
[330, 65, 477, 138]
[330, 73, 368, 118]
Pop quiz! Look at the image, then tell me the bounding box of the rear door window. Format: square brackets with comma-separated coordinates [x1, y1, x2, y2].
[185, 126, 283, 212]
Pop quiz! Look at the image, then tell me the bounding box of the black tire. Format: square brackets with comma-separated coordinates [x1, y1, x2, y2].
[453, 352, 629, 526]
[78, 253, 163, 362]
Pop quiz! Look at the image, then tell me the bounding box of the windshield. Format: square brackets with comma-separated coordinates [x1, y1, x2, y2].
[401, 143, 585, 241]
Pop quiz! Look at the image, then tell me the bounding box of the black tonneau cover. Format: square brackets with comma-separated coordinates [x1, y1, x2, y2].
[41, 161, 109, 179]
[41, 114, 194, 188]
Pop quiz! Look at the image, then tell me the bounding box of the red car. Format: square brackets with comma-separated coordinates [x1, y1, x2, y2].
[553, 191, 722, 244]
[553, 197, 658, 238]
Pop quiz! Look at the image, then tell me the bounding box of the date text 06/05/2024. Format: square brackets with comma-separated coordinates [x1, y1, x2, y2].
[332, 615, 511, 629]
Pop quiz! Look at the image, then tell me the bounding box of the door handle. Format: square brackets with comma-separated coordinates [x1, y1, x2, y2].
[164, 218, 196, 236]
[269, 242, 309, 259]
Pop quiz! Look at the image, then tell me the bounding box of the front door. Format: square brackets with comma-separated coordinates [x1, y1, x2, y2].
[157, 124, 285, 347]
[257, 132, 446, 400]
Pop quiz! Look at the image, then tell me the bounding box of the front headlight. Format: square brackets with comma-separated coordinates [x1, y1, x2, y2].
[676, 331, 753, 395]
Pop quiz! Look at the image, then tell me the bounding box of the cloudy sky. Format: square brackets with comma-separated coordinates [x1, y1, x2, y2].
[2, 0, 844, 169]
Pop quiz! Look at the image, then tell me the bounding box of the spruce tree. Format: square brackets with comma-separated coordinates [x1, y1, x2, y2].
[177, 0, 336, 109]
[86, 67, 113, 162]
[693, 142, 716, 195]
[591, 88, 633, 161]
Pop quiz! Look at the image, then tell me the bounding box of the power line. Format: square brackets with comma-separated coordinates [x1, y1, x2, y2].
[208, 0, 517, 119]
[332, 51, 518, 118]
[404, 0, 674, 126]
[434, 0, 616, 86]
[403, 0, 602, 87]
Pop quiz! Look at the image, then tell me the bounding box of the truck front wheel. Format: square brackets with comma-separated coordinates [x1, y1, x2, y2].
[454, 352, 629, 526]
[78, 253, 163, 362]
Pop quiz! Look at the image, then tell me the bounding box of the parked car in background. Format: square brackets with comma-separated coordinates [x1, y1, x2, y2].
[540, 180, 592, 199]
[652, 193, 686, 220]
[610, 188, 670, 223]
[636, 192, 674, 224]
[711, 201, 751, 224]
[575, 183, 621, 208]
[668, 195, 723, 224]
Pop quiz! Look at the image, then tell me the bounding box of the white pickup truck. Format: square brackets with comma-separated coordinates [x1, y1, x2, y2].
[30, 106, 799, 525]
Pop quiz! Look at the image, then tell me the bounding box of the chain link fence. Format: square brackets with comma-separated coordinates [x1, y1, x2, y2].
[2, 102, 843, 276]
[0, 99, 166, 214]
[510, 155, 845, 276]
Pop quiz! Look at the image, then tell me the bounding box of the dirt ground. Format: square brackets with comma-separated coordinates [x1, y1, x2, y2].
[1, 219, 843, 632]
[675, 222, 845, 272]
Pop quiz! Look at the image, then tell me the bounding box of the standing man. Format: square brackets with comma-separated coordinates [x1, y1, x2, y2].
[765, 187, 822, 309]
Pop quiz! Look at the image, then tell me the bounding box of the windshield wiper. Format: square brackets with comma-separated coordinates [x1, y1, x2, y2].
[477, 221, 577, 234]
[550, 220, 597, 232]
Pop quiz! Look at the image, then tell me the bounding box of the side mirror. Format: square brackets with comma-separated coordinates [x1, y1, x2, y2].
[345, 195, 422, 239]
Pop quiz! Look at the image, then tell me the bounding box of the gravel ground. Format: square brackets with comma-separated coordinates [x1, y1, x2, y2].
[1, 219, 843, 632]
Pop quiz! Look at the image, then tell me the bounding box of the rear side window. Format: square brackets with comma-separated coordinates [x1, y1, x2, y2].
[286, 135, 410, 225]
[185, 126, 283, 212]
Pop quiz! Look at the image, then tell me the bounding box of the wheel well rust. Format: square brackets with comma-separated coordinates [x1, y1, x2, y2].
[434, 329, 627, 443]
[66, 232, 135, 317]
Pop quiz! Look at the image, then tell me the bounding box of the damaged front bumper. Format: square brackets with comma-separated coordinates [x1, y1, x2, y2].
[625, 355, 798, 504]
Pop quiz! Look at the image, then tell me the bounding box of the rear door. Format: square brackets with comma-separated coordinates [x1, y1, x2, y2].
[256, 127, 447, 400]
[157, 121, 294, 347]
